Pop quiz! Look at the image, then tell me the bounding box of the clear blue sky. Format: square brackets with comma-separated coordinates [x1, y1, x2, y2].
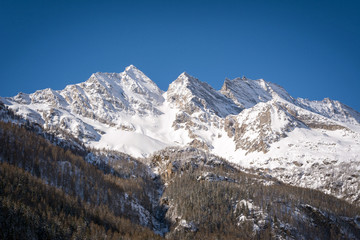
[1, 0, 359, 111]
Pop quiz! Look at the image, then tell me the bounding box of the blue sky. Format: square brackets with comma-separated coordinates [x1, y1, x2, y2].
[1, 0, 359, 111]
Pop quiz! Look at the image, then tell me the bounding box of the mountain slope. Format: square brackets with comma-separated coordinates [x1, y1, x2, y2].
[1, 65, 360, 206]
[1, 116, 359, 239]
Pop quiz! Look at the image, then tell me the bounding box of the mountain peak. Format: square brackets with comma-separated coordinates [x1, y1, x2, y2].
[125, 64, 138, 72]
[166, 72, 242, 117]
[178, 71, 195, 80]
[179, 71, 191, 78]
[123, 64, 145, 78]
[175, 72, 201, 86]
[121, 65, 161, 89]
[220, 77, 295, 108]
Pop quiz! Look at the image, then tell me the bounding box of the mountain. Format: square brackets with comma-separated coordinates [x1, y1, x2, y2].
[1, 66, 360, 239]
[1, 65, 360, 208]
[1, 118, 359, 239]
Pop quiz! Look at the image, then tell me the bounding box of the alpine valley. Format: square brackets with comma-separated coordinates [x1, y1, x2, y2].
[1, 65, 360, 239]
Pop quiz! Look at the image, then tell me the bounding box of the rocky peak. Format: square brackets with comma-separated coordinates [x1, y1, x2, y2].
[177, 72, 195, 82]
[221, 77, 294, 109]
[125, 64, 137, 71]
[296, 97, 360, 125]
[167, 72, 241, 117]
[12, 92, 31, 104]
[84, 66, 163, 102]
[123, 65, 155, 85]
[168, 72, 200, 90]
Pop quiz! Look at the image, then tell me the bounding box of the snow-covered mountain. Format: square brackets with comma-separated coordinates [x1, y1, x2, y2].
[2, 65, 360, 205]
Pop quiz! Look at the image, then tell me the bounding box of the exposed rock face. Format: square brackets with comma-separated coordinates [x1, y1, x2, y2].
[230, 101, 302, 153]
